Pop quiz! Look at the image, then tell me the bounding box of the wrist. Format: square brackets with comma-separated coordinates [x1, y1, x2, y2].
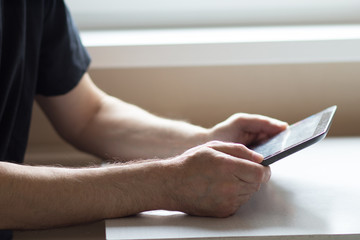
[136, 159, 181, 212]
[190, 126, 212, 146]
[151, 156, 192, 213]
[102, 160, 178, 217]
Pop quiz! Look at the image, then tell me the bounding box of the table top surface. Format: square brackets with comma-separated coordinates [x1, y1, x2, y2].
[106, 138, 360, 240]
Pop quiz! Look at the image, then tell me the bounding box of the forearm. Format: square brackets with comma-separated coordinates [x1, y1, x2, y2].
[73, 95, 209, 161]
[0, 161, 170, 230]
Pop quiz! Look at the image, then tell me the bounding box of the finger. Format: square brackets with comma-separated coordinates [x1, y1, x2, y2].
[238, 113, 288, 136]
[231, 160, 271, 184]
[206, 141, 263, 163]
[202, 141, 271, 183]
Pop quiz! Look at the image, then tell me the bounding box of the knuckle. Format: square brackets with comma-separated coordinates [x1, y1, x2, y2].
[239, 145, 251, 155]
[236, 143, 247, 150]
[189, 146, 212, 160]
[205, 140, 223, 146]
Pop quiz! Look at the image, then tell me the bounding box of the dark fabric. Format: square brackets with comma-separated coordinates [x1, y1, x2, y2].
[0, 1, 90, 237]
[0, 230, 12, 240]
[0, 0, 90, 164]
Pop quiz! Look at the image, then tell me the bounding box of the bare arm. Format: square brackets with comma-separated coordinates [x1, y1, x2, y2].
[0, 159, 168, 229]
[36, 73, 287, 161]
[0, 141, 270, 230]
[0, 73, 287, 230]
[36, 73, 209, 161]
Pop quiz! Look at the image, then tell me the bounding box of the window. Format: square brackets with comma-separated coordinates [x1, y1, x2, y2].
[66, 0, 360, 30]
[65, 1, 360, 68]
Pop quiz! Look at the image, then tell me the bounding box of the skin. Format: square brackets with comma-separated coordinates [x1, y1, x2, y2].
[0, 73, 287, 230]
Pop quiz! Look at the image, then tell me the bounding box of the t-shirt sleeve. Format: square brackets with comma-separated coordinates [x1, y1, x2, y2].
[36, 0, 91, 96]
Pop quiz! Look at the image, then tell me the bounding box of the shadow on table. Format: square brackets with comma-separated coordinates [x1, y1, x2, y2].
[120, 180, 327, 233]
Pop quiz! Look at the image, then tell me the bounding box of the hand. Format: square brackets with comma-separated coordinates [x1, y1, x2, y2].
[165, 141, 270, 217]
[209, 113, 288, 147]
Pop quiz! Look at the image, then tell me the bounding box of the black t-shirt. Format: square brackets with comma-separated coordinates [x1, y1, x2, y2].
[0, 0, 90, 162]
[0, 0, 90, 238]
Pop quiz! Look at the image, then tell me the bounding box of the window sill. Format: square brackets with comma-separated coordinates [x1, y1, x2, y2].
[81, 25, 360, 69]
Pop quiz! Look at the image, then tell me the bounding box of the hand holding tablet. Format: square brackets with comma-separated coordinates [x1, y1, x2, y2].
[251, 106, 337, 166]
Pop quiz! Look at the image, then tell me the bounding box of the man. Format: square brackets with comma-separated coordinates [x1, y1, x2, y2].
[0, 0, 287, 239]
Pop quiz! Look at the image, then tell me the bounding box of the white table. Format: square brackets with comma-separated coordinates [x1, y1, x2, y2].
[106, 138, 360, 240]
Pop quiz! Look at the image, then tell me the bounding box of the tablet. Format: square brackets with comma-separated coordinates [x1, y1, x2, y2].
[251, 106, 337, 166]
